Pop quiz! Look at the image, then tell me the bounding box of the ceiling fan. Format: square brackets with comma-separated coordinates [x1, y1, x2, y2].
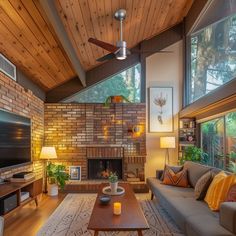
[88, 9, 172, 62]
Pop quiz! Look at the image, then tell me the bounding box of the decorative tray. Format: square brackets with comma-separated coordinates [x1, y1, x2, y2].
[102, 186, 125, 196]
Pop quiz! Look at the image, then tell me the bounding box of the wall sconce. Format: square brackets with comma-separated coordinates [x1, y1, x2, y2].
[128, 125, 142, 136]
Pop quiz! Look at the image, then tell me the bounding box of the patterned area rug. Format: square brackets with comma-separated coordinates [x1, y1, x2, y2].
[37, 194, 184, 236]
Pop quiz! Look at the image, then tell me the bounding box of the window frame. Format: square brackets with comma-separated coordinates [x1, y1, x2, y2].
[184, 0, 236, 107]
[199, 110, 236, 170]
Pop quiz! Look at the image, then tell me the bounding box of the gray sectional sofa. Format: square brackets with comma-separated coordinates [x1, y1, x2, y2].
[147, 161, 236, 236]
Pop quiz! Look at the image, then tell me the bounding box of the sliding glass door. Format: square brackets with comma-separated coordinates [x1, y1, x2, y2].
[201, 118, 225, 169]
[200, 111, 236, 170]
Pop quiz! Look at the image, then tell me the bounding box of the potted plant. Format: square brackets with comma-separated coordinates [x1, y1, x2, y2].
[180, 146, 208, 165]
[104, 95, 130, 107]
[46, 163, 69, 196]
[108, 172, 118, 193]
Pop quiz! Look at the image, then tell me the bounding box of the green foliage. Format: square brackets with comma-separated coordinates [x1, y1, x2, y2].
[189, 14, 236, 104]
[108, 172, 118, 183]
[46, 163, 69, 189]
[228, 161, 236, 174]
[180, 146, 208, 165]
[64, 64, 141, 103]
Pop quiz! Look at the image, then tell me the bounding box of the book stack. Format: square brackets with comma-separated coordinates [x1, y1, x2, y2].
[10, 172, 35, 182]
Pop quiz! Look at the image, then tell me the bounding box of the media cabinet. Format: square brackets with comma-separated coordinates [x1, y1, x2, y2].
[0, 178, 43, 217]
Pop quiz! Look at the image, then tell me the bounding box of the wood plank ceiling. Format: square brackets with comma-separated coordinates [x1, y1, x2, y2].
[55, 0, 193, 70]
[0, 0, 193, 91]
[0, 0, 76, 90]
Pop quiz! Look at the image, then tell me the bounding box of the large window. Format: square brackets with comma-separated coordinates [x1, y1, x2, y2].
[201, 111, 236, 170]
[188, 14, 236, 104]
[64, 64, 141, 103]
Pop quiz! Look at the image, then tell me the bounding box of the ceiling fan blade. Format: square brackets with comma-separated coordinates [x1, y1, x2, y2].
[88, 38, 118, 52]
[96, 53, 116, 62]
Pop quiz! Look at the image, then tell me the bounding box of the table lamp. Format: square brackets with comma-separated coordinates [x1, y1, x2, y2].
[160, 137, 176, 164]
[40, 147, 57, 193]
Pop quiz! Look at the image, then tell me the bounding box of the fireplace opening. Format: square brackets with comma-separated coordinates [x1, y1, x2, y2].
[88, 159, 123, 180]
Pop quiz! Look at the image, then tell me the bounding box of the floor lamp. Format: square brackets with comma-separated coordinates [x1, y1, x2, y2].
[160, 137, 176, 165]
[40, 147, 57, 193]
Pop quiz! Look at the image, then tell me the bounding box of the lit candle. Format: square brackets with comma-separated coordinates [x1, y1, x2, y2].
[113, 202, 121, 215]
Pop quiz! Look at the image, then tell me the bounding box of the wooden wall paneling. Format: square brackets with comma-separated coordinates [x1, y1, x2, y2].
[5, 0, 66, 84]
[56, 0, 91, 69]
[0, 20, 55, 89]
[79, 0, 101, 60]
[69, 0, 95, 66]
[16, 0, 75, 82]
[132, 0, 146, 46]
[136, 0, 151, 43]
[87, 0, 105, 57]
[111, 0, 120, 47]
[26, 0, 75, 76]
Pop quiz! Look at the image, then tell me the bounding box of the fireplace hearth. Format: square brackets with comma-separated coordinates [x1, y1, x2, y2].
[88, 159, 123, 180]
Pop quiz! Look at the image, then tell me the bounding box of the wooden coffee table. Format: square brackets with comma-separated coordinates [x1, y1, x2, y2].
[88, 183, 149, 236]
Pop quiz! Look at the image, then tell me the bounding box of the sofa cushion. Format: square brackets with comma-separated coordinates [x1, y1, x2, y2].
[205, 171, 236, 211]
[220, 202, 236, 234]
[147, 177, 194, 199]
[184, 161, 212, 187]
[160, 165, 183, 181]
[186, 214, 235, 236]
[194, 170, 213, 200]
[162, 166, 188, 187]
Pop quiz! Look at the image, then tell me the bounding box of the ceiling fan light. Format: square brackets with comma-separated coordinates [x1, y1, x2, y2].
[116, 53, 127, 60]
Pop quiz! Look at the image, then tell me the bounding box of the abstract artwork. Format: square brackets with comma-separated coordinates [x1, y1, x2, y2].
[149, 87, 173, 132]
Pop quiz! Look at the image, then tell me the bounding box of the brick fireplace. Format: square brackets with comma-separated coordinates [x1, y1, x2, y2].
[44, 103, 146, 182]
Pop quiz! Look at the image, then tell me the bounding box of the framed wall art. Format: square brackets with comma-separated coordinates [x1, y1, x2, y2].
[69, 166, 81, 180]
[149, 87, 173, 132]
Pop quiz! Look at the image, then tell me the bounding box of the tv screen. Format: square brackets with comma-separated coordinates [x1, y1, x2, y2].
[0, 110, 31, 169]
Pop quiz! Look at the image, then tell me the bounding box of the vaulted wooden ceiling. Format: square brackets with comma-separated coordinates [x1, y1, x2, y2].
[0, 0, 76, 90]
[55, 0, 193, 70]
[0, 0, 193, 91]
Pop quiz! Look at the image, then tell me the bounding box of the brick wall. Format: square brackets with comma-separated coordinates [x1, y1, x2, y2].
[44, 103, 146, 180]
[0, 72, 44, 179]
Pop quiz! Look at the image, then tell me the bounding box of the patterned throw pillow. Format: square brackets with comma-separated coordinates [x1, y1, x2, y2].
[162, 165, 188, 187]
[160, 165, 183, 181]
[225, 184, 236, 202]
[194, 171, 213, 200]
[205, 171, 236, 211]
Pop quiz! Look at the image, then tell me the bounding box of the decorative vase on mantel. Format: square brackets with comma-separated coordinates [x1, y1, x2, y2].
[108, 172, 118, 194]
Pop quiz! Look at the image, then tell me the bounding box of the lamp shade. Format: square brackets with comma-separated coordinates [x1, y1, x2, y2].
[160, 137, 176, 149]
[40, 147, 57, 160]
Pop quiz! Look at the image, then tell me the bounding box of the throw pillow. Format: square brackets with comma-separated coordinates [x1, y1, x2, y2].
[160, 165, 183, 181]
[225, 184, 236, 202]
[204, 171, 236, 211]
[194, 171, 214, 200]
[162, 165, 188, 187]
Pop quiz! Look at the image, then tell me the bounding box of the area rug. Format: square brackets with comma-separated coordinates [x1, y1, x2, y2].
[37, 194, 184, 236]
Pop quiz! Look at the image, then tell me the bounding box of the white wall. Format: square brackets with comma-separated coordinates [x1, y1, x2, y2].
[145, 41, 183, 178]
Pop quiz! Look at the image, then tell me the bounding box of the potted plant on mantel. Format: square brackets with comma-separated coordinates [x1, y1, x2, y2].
[46, 163, 69, 196]
[108, 172, 118, 194]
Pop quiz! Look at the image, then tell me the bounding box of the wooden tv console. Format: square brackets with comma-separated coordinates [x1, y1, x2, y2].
[0, 177, 43, 217]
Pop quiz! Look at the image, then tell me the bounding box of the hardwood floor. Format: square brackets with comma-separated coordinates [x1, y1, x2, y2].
[4, 193, 66, 236]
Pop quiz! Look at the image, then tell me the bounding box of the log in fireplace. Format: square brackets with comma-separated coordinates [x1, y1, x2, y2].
[88, 158, 123, 180]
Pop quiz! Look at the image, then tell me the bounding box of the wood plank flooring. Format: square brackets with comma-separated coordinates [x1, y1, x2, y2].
[4, 193, 66, 236]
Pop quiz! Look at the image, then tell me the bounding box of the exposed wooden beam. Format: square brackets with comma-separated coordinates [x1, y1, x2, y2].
[39, 0, 86, 86]
[179, 78, 236, 118]
[45, 23, 183, 103]
[184, 0, 212, 35]
[46, 77, 83, 103]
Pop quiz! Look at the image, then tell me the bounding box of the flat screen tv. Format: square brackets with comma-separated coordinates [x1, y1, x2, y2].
[0, 109, 31, 169]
